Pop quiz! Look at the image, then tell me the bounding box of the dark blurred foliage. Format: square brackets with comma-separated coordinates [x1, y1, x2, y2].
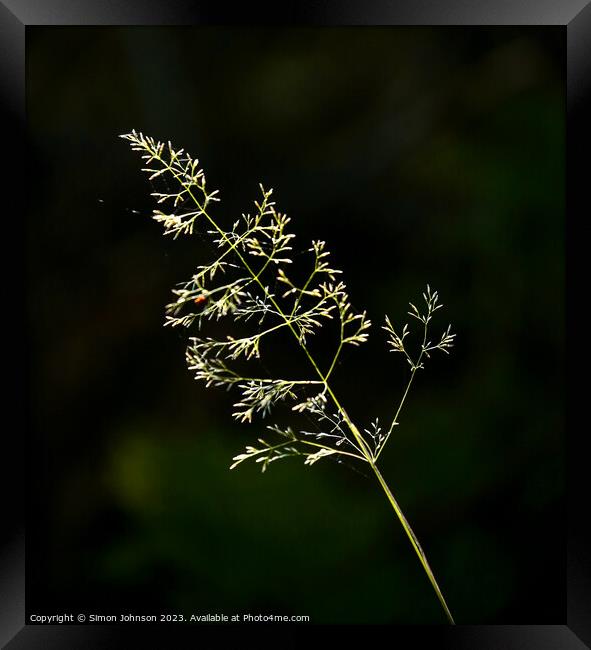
[26, 27, 564, 623]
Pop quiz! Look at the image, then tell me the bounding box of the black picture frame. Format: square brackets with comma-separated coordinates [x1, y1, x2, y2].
[1, 1, 588, 647]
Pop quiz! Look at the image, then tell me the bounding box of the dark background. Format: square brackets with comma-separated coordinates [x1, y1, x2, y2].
[26, 27, 564, 624]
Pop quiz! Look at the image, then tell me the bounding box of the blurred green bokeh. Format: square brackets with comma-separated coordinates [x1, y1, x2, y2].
[27, 27, 564, 623]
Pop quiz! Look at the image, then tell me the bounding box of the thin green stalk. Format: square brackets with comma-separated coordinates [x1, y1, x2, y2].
[324, 314, 344, 383]
[370, 462, 455, 624]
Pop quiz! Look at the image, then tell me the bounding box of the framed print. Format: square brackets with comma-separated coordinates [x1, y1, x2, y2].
[1, 1, 589, 647]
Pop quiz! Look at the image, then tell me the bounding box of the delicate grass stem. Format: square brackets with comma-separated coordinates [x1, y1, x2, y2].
[121, 131, 457, 624]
